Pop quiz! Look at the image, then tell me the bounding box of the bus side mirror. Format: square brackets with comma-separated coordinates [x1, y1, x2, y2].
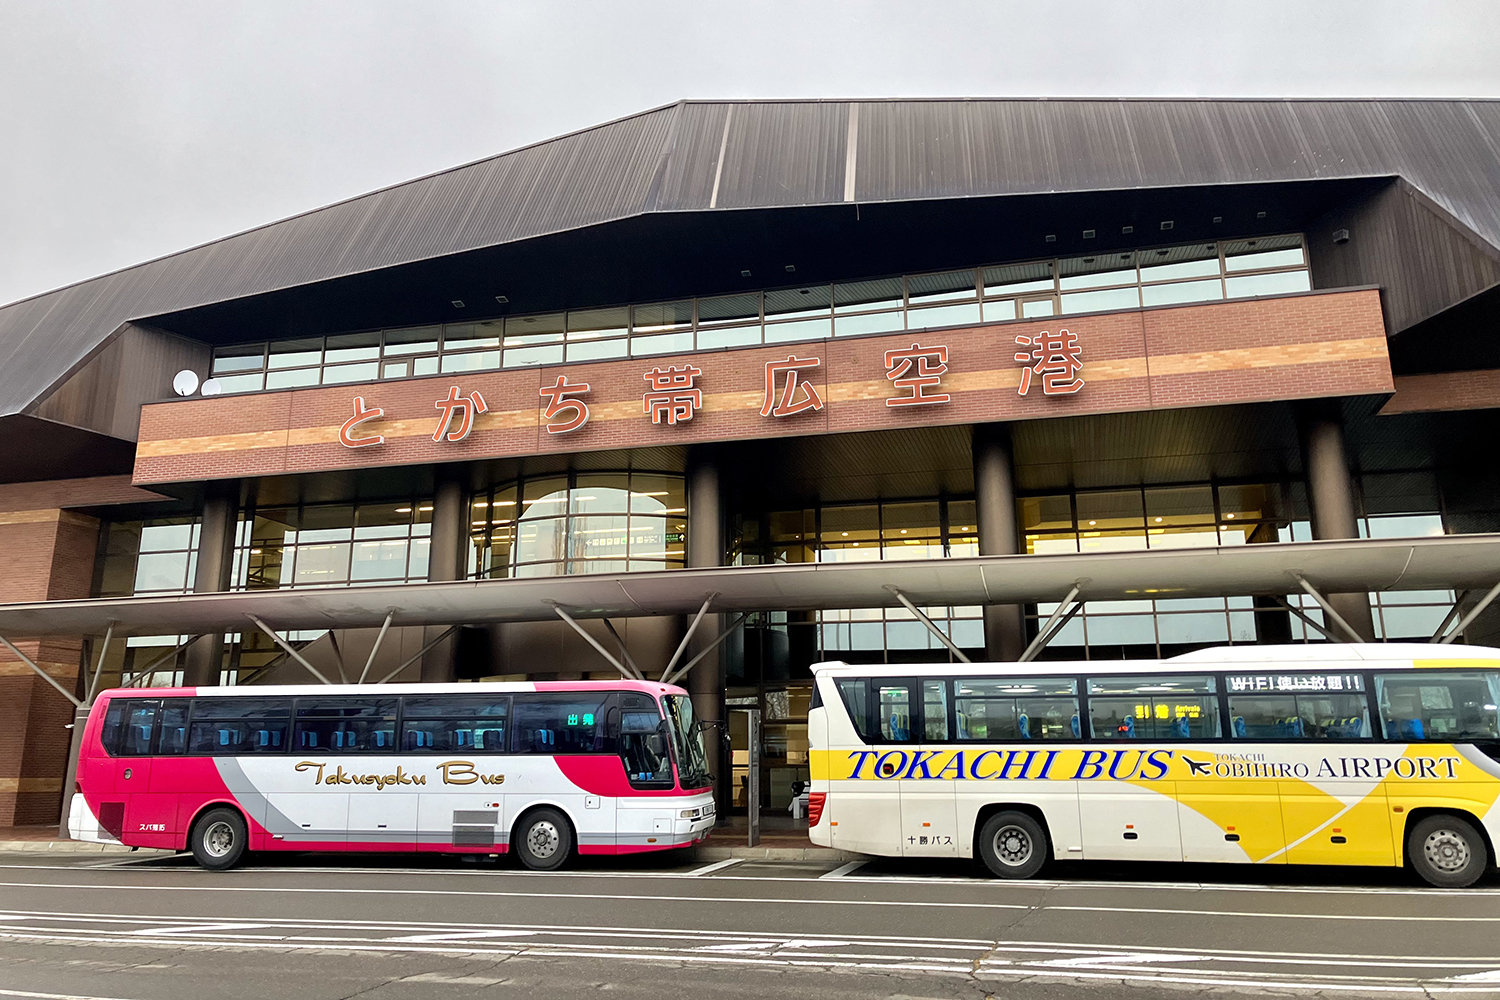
[647, 733, 667, 756]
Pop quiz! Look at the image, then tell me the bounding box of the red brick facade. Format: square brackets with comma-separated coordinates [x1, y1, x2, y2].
[0, 506, 98, 826]
[135, 290, 1390, 485]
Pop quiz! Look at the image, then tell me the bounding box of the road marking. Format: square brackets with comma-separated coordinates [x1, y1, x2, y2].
[0, 990, 144, 1000]
[819, 861, 866, 879]
[684, 858, 744, 877]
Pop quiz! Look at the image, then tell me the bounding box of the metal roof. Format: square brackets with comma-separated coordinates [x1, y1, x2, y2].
[6, 99, 1500, 421]
[1, 533, 1496, 638]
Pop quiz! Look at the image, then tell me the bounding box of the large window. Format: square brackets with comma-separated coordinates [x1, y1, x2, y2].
[1088, 675, 1220, 740]
[1376, 671, 1500, 741]
[204, 235, 1313, 395]
[233, 500, 433, 591]
[469, 472, 686, 579]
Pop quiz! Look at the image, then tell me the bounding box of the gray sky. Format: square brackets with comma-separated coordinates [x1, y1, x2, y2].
[2, 0, 1498, 307]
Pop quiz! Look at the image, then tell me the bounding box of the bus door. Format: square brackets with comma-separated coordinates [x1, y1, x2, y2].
[109, 699, 176, 844]
[888, 680, 959, 857]
[826, 679, 902, 856]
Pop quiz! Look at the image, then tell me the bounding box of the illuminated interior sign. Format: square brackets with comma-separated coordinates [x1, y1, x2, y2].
[1227, 673, 1365, 694]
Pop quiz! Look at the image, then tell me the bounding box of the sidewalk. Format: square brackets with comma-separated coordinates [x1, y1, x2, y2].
[0, 816, 862, 861]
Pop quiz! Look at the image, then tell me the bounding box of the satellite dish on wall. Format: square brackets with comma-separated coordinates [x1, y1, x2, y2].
[172, 370, 200, 396]
[200, 378, 223, 396]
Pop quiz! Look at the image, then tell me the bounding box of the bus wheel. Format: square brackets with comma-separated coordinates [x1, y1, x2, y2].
[1409, 814, 1488, 888]
[190, 807, 249, 871]
[978, 811, 1048, 880]
[514, 808, 573, 871]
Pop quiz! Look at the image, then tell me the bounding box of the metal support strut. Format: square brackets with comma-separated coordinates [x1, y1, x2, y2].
[1271, 596, 1346, 643]
[374, 625, 459, 684]
[1018, 582, 1086, 663]
[1288, 573, 1365, 643]
[1433, 580, 1500, 646]
[549, 604, 642, 680]
[123, 634, 202, 687]
[885, 586, 970, 663]
[83, 622, 115, 705]
[661, 614, 748, 688]
[358, 611, 396, 683]
[245, 614, 335, 685]
[661, 595, 715, 682]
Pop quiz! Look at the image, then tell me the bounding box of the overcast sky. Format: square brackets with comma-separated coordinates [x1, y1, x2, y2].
[2, 0, 1498, 307]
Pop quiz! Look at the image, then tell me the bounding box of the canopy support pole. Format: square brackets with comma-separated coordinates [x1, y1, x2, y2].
[0, 633, 82, 708]
[549, 604, 640, 680]
[245, 615, 335, 685]
[661, 614, 747, 688]
[1018, 583, 1084, 663]
[885, 586, 971, 663]
[327, 630, 348, 683]
[1436, 579, 1500, 645]
[83, 622, 115, 706]
[1429, 591, 1471, 643]
[1018, 602, 1084, 663]
[661, 595, 715, 682]
[1289, 573, 1365, 643]
[1271, 595, 1346, 643]
[600, 618, 643, 679]
[358, 611, 396, 683]
[373, 625, 459, 685]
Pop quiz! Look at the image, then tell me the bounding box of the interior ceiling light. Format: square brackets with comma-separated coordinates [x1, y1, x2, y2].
[1121, 225, 1134, 234]
[1213, 215, 1223, 223]
[785, 264, 796, 272]
[1045, 234, 1057, 242]
[741, 269, 752, 277]
[1160, 220, 1174, 230]
[1256, 211, 1267, 219]
[1082, 229, 1096, 239]
[451, 300, 465, 308]
[495, 295, 509, 304]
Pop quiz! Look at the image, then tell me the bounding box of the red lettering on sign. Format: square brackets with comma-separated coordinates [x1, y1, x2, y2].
[883, 343, 950, 406]
[433, 385, 489, 442]
[1014, 329, 1084, 396]
[643, 365, 703, 425]
[339, 397, 385, 448]
[539, 375, 592, 434]
[760, 356, 824, 418]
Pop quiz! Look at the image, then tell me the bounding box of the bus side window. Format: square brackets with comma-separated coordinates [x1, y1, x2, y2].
[953, 678, 1079, 741]
[836, 680, 870, 740]
[512, 693, 615, 755]
[401, 696, 508, 753]
[294, 697, 399, 753]
[922, 680, 949, 741]
[155, 699, 190, 755]
[1376, 671, 1500, 741]
[618, 693, 671, 786]
[106, 700, 161, 756]
[877, 683, 914, 742]
[1228, 692, 1371, 740]
[1089, 675, 1219, 740]
[186, 698, 292, 754]
[99, 700, 129, 756]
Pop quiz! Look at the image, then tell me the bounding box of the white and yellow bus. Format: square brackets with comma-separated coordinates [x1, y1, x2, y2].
[807, 643, 1500, 887]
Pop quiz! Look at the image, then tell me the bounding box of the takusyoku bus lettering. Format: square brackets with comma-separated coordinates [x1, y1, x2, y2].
[807, 646, 1500, 888]
[70, 679, 715, 872]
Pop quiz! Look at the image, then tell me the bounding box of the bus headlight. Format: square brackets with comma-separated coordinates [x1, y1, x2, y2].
[680, 808, 701, 819]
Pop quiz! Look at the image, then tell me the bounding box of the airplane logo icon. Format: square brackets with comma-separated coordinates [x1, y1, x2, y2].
[1184, 757, 1212, 776]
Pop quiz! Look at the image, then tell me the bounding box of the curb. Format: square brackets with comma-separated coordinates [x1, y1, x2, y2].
[687, 845, 864, 862]
[0, 840, 175, 855]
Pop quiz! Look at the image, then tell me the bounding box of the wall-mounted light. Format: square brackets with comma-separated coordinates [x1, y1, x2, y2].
[1333, 228, 1350, 245]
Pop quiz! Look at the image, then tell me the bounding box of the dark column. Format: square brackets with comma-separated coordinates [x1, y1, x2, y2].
[973, 424, 1026, 660]
[1297, 401, 1376, 641]
[421, 476, 466, 682]
[685, 448, 728, 812]
[183, 493, 237, 686]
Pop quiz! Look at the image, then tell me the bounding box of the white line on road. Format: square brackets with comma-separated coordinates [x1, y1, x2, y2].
[819, 861, 866, 879]
[685, 858, 745, 877]
[0, 990, 144, 1000]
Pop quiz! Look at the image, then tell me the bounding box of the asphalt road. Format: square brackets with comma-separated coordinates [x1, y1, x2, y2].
[0, 850, 1498, 998]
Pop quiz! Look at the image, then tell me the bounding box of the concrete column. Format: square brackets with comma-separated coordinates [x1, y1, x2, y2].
[685, 448, 728, 812]
[182, 493, 237, 686]
[1297, 401, 1376, 641]
[973, 424, 1026, 660]
[421, 476, 466, 682]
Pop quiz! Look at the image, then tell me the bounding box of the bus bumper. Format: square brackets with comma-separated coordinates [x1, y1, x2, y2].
[68, 795, 119, 844]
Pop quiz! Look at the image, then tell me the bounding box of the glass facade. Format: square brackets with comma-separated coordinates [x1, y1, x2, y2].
[467, 472, 687, 579]
[205, 235, 1312, 394]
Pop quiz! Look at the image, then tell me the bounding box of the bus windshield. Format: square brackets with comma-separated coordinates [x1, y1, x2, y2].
[663, 694, 712, 790]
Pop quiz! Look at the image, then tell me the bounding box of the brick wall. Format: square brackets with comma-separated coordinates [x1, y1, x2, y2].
[134, 289, 1391, 485]
[1378, 369, 1500, 415]
[0, 507, 98, 826]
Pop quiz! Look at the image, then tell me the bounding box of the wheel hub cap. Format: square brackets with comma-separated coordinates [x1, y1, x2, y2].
[203, 821, 234, 859]
[1424, 830, 1471, 873]
[528, 821, 560, 859]
[994, 825, 1032, 866]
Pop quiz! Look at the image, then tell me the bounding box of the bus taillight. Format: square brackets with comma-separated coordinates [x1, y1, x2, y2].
[807, 792, 826, 826]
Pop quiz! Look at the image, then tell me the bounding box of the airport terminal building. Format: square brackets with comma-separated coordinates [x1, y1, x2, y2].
[3, 98, 1500, 828]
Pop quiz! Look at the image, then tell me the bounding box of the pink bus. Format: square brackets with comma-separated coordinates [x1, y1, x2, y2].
[69, 680, 716, 870]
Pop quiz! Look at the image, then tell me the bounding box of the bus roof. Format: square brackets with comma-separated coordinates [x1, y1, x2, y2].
[98, 678, 691, 701]
[810, 643, 1500, 678]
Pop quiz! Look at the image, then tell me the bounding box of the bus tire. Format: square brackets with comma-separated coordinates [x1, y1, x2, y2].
[190, 807, 249, 871]
[977, 810, 1048, 880]
[1409, 813, 1488, 888]
[514, 807, 573, 871]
